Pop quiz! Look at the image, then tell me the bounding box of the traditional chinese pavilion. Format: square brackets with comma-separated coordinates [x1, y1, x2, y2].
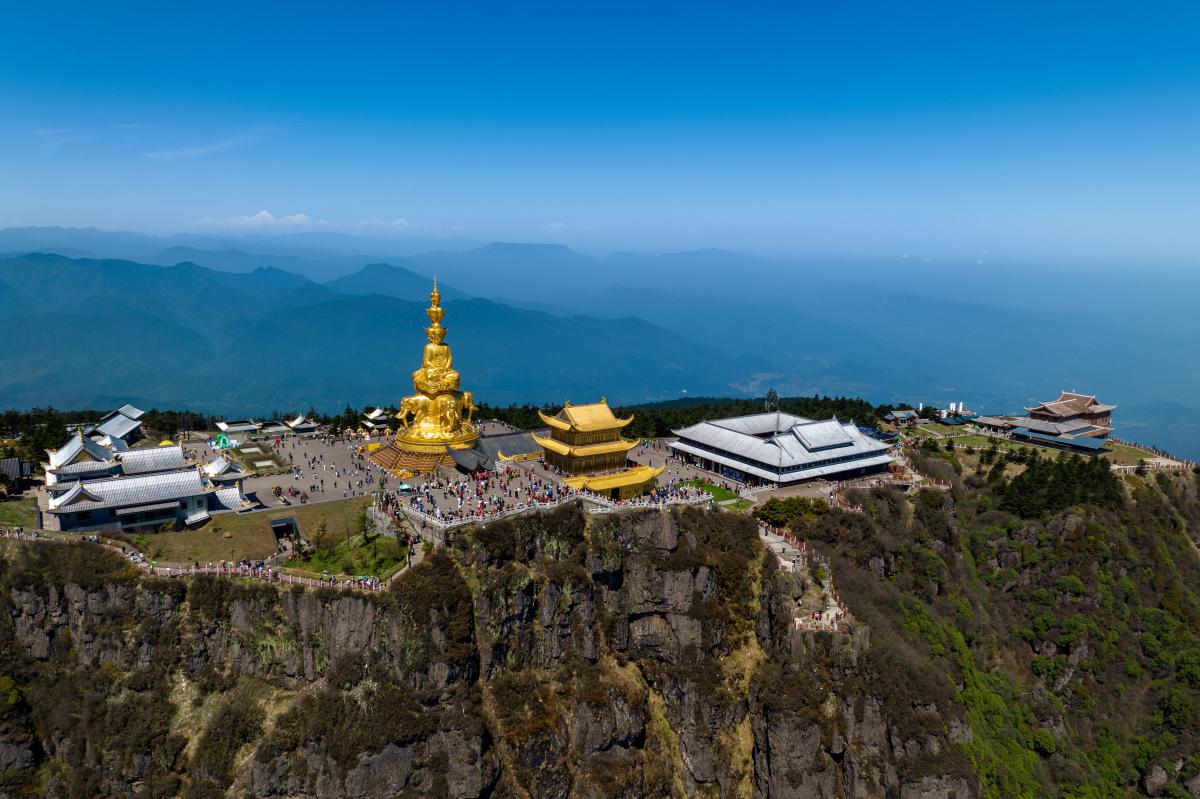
[1024, 391, 1116, 438]
[533, 400, 662, 500]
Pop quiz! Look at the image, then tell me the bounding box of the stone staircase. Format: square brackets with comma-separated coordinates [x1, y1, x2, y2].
[368, 443, 454, 474]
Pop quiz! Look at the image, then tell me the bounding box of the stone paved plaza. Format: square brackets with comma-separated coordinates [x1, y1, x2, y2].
[180, 423, 741, 522]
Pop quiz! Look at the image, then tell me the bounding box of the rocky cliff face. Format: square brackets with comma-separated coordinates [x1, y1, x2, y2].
[0, 504, 977, 798]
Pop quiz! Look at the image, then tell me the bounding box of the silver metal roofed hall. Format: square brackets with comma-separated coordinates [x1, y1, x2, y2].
[203, 456, 249, 484]
[46, 432, 112, 469]
[670, 411, 893, 484]
[116, 445, 188, 475]
[47, 470, 208, 513]
[92, 412, 143, 441]
[106, 404, 145, 421]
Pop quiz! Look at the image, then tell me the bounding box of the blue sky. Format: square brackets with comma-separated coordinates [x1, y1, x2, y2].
[1, 1, 1198, 259]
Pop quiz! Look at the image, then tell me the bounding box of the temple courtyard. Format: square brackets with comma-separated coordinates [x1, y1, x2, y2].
[175, 424, 721, 524]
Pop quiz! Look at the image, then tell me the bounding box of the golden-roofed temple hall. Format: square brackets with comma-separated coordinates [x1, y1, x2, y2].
[370, 280, 479, 474]
[533, 399, 663, 500]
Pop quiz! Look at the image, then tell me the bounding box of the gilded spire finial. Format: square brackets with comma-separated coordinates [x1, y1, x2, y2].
[425, 279, 446, 338]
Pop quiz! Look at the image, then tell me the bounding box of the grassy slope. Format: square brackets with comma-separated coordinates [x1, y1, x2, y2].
[0, 497, 36, 528]
[922, 432, 1159, 467]
[284, 531, 407, 580]
[138, 497, 370, 564]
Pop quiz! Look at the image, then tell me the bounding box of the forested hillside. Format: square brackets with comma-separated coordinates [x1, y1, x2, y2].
[758, 445, 1200, 797]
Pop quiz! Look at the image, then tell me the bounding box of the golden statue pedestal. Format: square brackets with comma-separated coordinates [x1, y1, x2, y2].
[370, 280, 480, 476]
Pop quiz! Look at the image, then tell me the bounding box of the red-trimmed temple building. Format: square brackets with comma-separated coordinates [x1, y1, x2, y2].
[1023, 391, 1116, 439]
[970, 391, 1117, 454]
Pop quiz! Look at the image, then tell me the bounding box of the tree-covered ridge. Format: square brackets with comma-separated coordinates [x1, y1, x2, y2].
[0, 406, 216, 464]
[474, 393, 888, 437]
[998, 451, 1124, 518]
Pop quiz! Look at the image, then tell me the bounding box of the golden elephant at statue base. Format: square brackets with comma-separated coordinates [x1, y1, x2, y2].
[395, 389, 477, 448]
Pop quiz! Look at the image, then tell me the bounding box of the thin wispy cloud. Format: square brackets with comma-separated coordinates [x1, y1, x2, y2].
[540, 221, 595, 235]
[195, 209, 313, 229]
[146, 129, 261, 159]
[33, 127, 88, 150]
[348, 217, 412, 231]
[193, 210, 426, 233]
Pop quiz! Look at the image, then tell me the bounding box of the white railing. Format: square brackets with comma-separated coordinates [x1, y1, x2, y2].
[377, 489, 712, 531]
[757, 523, 851, 634]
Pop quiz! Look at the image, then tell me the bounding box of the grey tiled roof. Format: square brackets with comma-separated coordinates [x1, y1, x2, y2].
[185, 509, 211, 524]
[48, 471, 207, 513]
[1011, 417, 1094, 436]
[451, 430, 547, 471]
[203, 456, 231, 476]
[0, 458, 31, 482]
[217, 420, 261, 433]
[793, 419, 854, 451]
[481, 431, 544, 460]
[670, 441, 894, 483]
[203, 456, 247, 481]
[117, 446, 187, 475]
[116, 501, 180, 516]
[113, 404, 145, 420]
[672, 413, 891, 480]
[95, 413, 142, 440]
[972, 416, 1013, 428]
[49, 460, 115, 476]
[47, 434, 112, 468]
[97, 435, 130, 452]
[209, 486, 250, 514]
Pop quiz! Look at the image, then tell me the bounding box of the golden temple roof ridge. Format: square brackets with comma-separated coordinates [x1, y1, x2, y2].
[540, 400, 633, 433]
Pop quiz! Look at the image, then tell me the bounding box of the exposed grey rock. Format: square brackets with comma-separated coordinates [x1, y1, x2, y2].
[1144, 763, 1169, 797]
[3, 507, 980, 798]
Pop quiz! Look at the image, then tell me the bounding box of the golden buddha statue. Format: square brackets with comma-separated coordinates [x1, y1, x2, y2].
[394, 280, 478, 450]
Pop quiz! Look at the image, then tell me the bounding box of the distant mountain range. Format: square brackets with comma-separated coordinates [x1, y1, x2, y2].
[0, 226, 482, 282]
[0, 253, 746, 414]
[323, 262, 470, 302]
[2, 225, 1199, 460]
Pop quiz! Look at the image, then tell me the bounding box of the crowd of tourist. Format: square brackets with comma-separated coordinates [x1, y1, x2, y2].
[371, 464, 712, 529]
[376, 465, 574, 525]
[275, 438, 384, 499]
